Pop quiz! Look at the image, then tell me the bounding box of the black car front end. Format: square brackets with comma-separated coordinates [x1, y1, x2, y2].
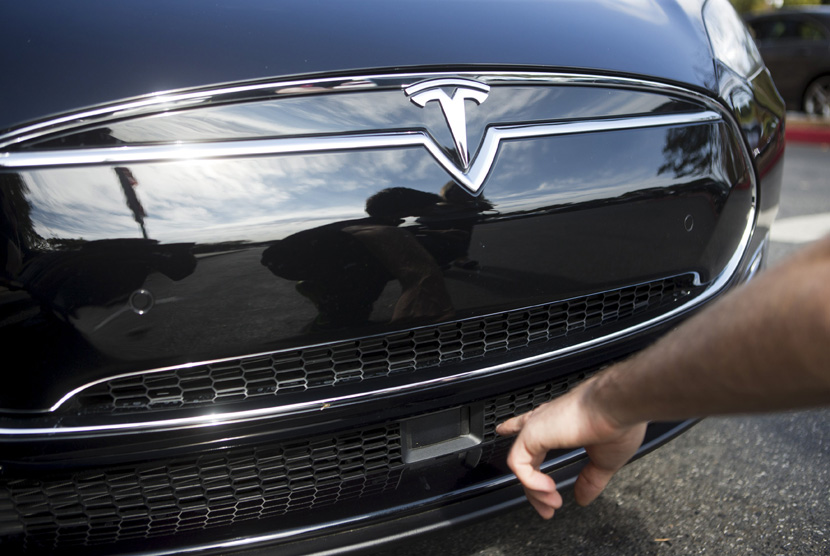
[0, 1, 784, 554]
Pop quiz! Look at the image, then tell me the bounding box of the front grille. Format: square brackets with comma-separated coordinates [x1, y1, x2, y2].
[477, 370, 596, 467]
[3, 425, 404, 551]
[482, 371, 595, 443]
[66, 275, 694, 415]
[2, 372, 593, 553]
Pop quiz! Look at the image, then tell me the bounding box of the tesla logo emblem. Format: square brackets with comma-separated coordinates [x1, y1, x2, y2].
[405, 78, 490, 172]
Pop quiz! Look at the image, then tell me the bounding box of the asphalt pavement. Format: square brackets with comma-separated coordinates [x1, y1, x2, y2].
[369, 139, 830, 555]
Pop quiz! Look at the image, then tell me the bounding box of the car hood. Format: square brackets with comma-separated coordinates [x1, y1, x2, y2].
[0, 0, 716, 133]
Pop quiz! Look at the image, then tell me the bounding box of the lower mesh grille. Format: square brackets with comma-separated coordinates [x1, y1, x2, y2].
[2, 372, 591, 552]
[4, 425, 404, 551]
[478, 370, 596, 467]
[67, 275, 693, 415]
[482, 371, 594, 443]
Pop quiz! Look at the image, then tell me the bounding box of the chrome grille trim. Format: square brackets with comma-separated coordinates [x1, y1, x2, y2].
[0, 112, 720, 193]
[0, 71, 727, 150]
[0, 255, 746, 437]
[64, 276, 693, 417]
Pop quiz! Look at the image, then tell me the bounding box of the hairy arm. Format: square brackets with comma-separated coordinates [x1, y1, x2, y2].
[497, 236, 830, 518]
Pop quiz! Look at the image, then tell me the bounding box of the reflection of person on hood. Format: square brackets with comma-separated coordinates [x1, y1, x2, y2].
[262, 186, 462, 331]
[416, 181, 493, 270]
[340, 222, 454, 324]
[366, 184, 492, 270]
[261, 224, 391, 330]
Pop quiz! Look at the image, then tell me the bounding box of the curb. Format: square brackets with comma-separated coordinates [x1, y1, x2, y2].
[785, 113, 830, 145]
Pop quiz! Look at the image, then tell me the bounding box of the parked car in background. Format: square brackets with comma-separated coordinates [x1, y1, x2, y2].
[745, 6, 830, 116]
[0, 1, 784, 554]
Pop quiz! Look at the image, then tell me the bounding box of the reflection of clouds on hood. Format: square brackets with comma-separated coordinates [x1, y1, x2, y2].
[27, 168, 140, 240]
[491, 174, 669, 214]
[483, 127, 681, 213]
[109, 91, 439, 143]
[471, 88, 549, 124]
[596, 0, 668, 25]
[471, 86, 670, 125]
[107, 85, 671, 151]
[20, 111, 694, 246]
[23, 146, 450, 244]
[491, 127, 669, 185]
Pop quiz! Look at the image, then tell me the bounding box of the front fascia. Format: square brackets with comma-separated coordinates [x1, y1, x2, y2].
[0, 72, 756, 424]
[0, 68, 782, 556]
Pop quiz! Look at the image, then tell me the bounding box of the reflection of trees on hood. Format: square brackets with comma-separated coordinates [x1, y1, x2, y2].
[658, 125, 716, 179]
[1, 173, 47, 284]
[115, 167, 149, 239]
[0, 173, 46, 256]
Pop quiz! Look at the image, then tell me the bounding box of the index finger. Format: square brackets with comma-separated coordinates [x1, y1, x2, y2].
[495, 410, 531, 436]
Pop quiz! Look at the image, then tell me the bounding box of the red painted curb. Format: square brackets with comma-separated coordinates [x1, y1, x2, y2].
[786, 124, 830, 145]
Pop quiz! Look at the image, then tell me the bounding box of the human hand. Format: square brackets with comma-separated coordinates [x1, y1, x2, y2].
[496, 379, 647, 518]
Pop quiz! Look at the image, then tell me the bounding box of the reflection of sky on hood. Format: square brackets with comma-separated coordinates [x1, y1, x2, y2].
[109, 92, 420, 143]
[25, 147, 451, 244]
[27, 167, 140, 240]
[106, 85, 676, 151]
[22, 123, 711, 246]
[595, 0, 668, 25]
[480, 126, 695, 213]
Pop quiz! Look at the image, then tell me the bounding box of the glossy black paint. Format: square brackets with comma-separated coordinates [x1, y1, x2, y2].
[0, 1, 786, 554]
[0, 96, 751, 412]
[0, 0, 719, 134]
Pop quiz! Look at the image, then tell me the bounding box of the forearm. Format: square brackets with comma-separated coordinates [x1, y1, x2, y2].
[589, 236, 830, 427]
[498, 237, 830, 516]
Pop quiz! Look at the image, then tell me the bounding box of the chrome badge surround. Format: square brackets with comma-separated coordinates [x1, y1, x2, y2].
[3, 71, 722, 195]
[404, 78, 491, 173]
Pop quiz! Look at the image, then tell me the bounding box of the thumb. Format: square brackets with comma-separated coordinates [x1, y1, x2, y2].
[573, 462, 617, 506]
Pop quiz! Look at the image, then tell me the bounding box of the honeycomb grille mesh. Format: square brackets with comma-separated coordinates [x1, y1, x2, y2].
[482, 371, 594, 443]
[477, 370, 595, 466]
[3, 425, 403, 551]
[1, 371, 594, 552]
[68, 276, 692, 415]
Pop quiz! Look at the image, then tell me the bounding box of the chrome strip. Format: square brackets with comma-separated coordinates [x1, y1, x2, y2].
[744, 232, 768, 282]
[0, 71, 757, 435]
[46, 272, 700, 414]
[1, 71, 722, 149]
[0, 111, 720, 193]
